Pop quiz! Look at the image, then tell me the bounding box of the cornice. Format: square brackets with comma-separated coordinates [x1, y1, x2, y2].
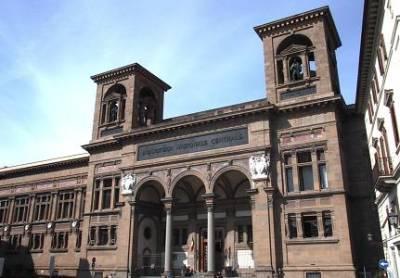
[0, 155, 89, 179]
[116, 103, 273, 141]
[274, 95, 343, 113]
[81, 138, 120, 153]
[90, 62, 171, 91]
[355, 0, 385, 112]
[254, 6, 341, 49]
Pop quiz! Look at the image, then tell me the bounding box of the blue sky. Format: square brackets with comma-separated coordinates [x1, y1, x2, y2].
[0, 0, 364, 167]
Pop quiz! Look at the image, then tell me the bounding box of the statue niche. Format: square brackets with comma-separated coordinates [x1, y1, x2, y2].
[138, 88, 158, 126]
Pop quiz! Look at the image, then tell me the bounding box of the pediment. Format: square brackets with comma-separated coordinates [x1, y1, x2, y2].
[280, 44, 307, 55]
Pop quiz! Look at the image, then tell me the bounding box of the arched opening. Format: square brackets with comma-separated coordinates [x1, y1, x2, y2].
[212, 170, 253, 276]
[275, 34, 316, 84]
[138, 87, 158, 127]
[171, 175, 206, 274]
[100, 84, 127, 125]
[135, 181, 165, 276]
[277, 34, 313, 55]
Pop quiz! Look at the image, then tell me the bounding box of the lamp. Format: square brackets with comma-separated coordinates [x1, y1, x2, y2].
[388, 211, 399, 228]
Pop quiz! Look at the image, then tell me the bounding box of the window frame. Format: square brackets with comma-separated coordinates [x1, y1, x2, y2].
[92, 176, 121, 212]
[0, 199, 9, 224]
[56, 191, 75, 220]
[100, 86, 127, 126]
[13, 196, 30, 223]
[33, 193, 51, 222]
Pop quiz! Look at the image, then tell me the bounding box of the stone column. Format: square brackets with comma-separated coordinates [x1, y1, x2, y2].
[74, 188, 82, 219]
[296, 214, 303, 238]
[50, 192, 58, 220]
[317, 212, 324, 238]
[203, 193, 215, 274]
[282, 57, 288, 84]
[301, 53, 308, 79]
[162, 197, 173, 276]
[311, 150, 320, 191]
[27, 194, 36, 223]
[7, 197, 15, 224]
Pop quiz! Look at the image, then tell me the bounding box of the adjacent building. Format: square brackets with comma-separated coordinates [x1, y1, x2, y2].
[0, 6, 382, 278]
[356, 0, 400, 277]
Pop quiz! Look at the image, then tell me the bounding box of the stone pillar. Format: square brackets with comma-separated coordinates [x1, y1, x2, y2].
[7, 197, 15, 224]
[205, 195, 215, 274]
[296, 214, 303, 238]
[248, 181, 275, 278]
[128, 201, 138, 276]
[311, 150, 320, 191]
[301, 53, 308, 79]
[28, 194, 36, 223]
[162, 197, 173, 276]
[282, 57, 288, 84]
[317, 212, 324, 238]
[74, 188, 82, 219]
[50, 192, 58, 220]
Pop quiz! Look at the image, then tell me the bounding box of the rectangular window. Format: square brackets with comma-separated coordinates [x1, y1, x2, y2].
[93, 180, 100, 211]
[284, 153, 294, 192]
[306, 272, 321, 278]
[0, 199, 9, 224]
[9, 234, 22, 249]
[110, 225, 117, 245]
[98, 226, 108, 245]
[93, 176, 120, 211]
[317, 150, 328, 189]
[323, 211, 333, 237]
[299, 165, 313, 191]
[308, 52, 317, 78]
[302, 214, 318, 238]
[80, 189, 86, 218]
[367, 100, 373, 123]
[29, 233, 44, 251]
[76, 230, 82, 249]
[102, 179, 112, 209]
[57, 191, 75, 219]
[114, 178, 120, 206]
[390, 104, 400, 146]
[13, 196, 29, 223]
[297, 151, 314, 191]
[89, 227, 96, 246]
[288, 214, 297, 238]
[371, 81, 378, 104]
[51, 231, 69, 250]
[34, 193, 51, 221]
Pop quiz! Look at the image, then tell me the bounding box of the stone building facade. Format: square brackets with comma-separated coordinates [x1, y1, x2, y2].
[0, 6, 382, 278]
[356, 0, 400, 277]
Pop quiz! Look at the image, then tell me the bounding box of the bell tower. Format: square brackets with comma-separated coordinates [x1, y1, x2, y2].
[254, 6, 341, 105]
[90, 63, 171, 140]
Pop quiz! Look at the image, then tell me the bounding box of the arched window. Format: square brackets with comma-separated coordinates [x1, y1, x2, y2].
[100, 84, 127, 125]
[138, 87, 157, 126]
[276, 34, 316, 84]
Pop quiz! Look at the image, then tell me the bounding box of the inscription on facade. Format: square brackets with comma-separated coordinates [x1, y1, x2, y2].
[138, 127, 248, 160]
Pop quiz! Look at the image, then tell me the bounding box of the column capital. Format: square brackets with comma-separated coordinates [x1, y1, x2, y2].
[161, 197, 174, 210]
[127, 200, 137, 207]
[202, 193, 215, 207]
